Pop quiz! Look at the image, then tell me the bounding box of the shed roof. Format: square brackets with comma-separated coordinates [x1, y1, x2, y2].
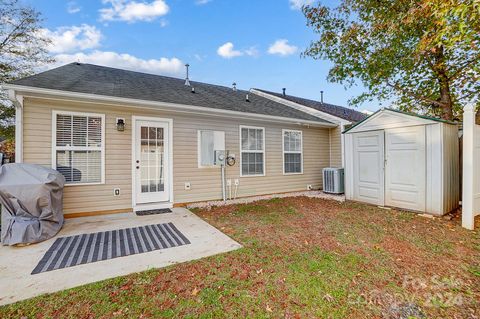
[343, 108, 457, 134]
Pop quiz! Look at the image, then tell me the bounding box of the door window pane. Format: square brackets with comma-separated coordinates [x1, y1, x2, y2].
[140, 126, 165, 194]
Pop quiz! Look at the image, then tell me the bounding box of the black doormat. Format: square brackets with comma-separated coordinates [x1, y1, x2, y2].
[32, 222, 190, 275]
[135, 208, 172, 216]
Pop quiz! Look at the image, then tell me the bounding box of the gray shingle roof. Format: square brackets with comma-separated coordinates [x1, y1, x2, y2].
[254, 89, 367, 122]
[10, 63, 331, 124]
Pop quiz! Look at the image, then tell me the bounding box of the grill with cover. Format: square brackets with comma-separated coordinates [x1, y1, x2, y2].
[0, 164, 65, 246]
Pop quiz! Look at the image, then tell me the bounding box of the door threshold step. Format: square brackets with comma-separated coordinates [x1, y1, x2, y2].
[136, 208, 173, 216]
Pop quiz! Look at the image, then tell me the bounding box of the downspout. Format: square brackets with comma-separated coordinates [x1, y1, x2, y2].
[329, 127, 332, 166]
[340, 122, 348, 168]
[8, 90, 23, 163]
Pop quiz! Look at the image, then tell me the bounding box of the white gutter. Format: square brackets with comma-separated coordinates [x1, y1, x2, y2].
[250, 89, 351, 126]
[2, 84, 337, 129]
[8, 89, 23, 163]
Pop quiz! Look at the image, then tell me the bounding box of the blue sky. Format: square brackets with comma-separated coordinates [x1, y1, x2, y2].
[24, 0, 380, 112]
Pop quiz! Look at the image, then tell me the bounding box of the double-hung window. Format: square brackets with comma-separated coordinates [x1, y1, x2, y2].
[283, 129, 303, 174]
[240, 126, 265, 176]
[53, 111, 105, 185]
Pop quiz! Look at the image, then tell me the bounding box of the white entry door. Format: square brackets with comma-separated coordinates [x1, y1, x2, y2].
[134, 119, 170, 205]
[385, 126, 426, 211]
[353, 130, 385, 206]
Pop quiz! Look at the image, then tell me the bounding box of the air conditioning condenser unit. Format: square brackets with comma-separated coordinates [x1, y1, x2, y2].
[323, 168, 345, 194]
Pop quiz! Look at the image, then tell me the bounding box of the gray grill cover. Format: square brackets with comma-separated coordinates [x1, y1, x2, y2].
[0, 164, 65, 246]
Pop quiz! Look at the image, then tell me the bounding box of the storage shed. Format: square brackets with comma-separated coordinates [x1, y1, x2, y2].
[343, 108, 460, 215]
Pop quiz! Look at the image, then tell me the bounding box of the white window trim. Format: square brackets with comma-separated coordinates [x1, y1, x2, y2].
[197, 130, 225, 168]
[282, 129, 303, 175]
[239, 125, 266, 177]
[51, 110, 106, 186]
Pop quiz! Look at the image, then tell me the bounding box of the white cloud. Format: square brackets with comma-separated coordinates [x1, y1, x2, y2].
[195, 0, 212, 4]
[67, 1, 81, 14]
[267, 39, 298, 56]
[159, 19, 168, 27]
[217, 42, 243, 59]
[245, 46, 259, 57]
[52, 50, 184, 76]
[216, 43, 258, 59]
[40, 24, 102, 54]
[100, 0, 169, 23]
[289, 0, 315, 10]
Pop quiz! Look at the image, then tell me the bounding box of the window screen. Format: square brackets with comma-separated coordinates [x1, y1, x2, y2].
[198, 130, 225, 167]
[240, 127, 265, 176]
[54, 112, 104, 184]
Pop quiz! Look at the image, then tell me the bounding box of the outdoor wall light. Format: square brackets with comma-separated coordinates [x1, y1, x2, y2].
[116, 118, 125, 131]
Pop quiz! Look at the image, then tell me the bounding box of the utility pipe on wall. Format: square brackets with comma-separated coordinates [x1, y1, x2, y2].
[221, 164, 226, 202]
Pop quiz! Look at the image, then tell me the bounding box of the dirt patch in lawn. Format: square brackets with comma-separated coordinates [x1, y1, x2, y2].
[1, 197, 479, 318]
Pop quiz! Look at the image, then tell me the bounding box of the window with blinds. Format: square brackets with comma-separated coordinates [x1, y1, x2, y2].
[283, 130, 303, 174]
[53, 112, 104, 184]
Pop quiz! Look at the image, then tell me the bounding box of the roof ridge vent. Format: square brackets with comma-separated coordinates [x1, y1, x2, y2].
[245, 94, 250, 102]
[320, 90, 324, 104]
[232, 82, 237, 91]
[184, 63, 191, 86]
[282, 88, 286, 96]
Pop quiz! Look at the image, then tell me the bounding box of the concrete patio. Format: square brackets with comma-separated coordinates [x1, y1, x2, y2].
[0, 208, 242, 306]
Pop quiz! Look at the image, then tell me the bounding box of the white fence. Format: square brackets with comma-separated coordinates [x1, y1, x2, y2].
[462, 103, 480, 229]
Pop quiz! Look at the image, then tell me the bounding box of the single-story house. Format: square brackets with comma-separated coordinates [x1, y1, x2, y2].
[4, 63, 361, 217]
[343, 108, 460, 215]
[251, 89, 366, 168]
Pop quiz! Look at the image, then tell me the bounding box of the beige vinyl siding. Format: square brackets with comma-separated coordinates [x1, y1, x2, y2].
[22, 97, 331, 215]
[329, 126, 342, 168]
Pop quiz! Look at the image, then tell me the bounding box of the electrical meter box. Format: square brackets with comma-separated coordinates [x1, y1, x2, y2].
[214, 150, 226, 166]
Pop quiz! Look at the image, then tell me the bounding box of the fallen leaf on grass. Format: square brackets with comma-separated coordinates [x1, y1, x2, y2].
[256, 269, 263, 274]
[323, 294, 335, 302]
[266, 304, 273, 312]
[191, 287, 200, 296]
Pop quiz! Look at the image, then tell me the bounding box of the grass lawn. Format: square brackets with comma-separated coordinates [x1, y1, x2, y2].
[1, 197, 479, 318]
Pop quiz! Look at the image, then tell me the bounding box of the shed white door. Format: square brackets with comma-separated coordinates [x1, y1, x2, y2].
[353, 130, 385, 206]
[385, 126, 426, 211]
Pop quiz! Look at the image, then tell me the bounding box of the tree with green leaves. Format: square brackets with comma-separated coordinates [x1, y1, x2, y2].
[0, 0, 52, 140]
[302, 0, 480, 120]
